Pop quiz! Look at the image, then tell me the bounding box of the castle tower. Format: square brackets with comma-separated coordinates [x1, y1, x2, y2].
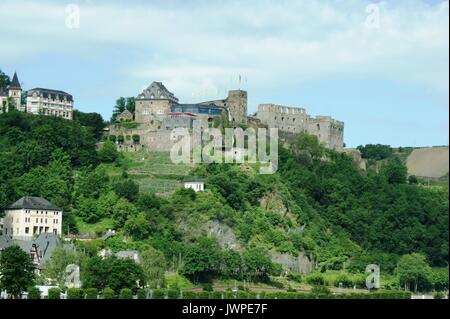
[8, 72, 22, 110]
[226, 90, 247, 124]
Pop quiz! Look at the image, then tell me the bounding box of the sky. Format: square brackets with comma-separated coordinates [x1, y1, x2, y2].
[0, 0, 448, 147]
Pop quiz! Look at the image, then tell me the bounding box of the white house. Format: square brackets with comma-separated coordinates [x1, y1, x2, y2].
[2, 196, 63, 238]
[182, 178, 205, 192]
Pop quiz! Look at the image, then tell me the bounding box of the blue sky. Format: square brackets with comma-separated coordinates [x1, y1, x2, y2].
[0, 0, 448, 147]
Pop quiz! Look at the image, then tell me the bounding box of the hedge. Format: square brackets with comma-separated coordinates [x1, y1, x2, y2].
[67, 288, 84, 299]
[27, 287, 41, 299]
[102, 287, 115, 299]
[119, 288, 133, 299]
[148, 290, 411, 300]
[48, 288, 61, 300]
[85, 288, 98, 299]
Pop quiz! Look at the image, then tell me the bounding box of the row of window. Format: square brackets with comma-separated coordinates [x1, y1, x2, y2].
[24, 217, 59, 224]
[25, 210, 60, 216]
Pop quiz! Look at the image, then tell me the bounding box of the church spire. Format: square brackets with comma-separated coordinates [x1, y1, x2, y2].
[9, 72, 21, 90]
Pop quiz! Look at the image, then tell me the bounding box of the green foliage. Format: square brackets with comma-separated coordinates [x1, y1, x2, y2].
[113, 179, 139, 202]
[396, 253, 432, 292]
[44, 247, 85, 285]
[357, 144, 393, 160]
[102, 287, 115, 299]
[242, 246, 280, 282]
[137, 289, 148, 299]
[181, 237, 222, 283]
[47, 288, 61, 299]
[305, 273, 325, 286]
[67, 288, 84, 299]
[0, 68, 11, 89]
[85, 288, 98, 299]
[132, 134, 140, 144]
[27, 287, 41, 300]
[98, 141, 119, 163]
[382, 157, 407, 184]
[73, 110, 105, 140]
[112, 97, 135, 122]
[119, 288, 133, 299]
[0, 246, 35, 298]
[140, 247, 167, 288]
[82, 256, 143, 293]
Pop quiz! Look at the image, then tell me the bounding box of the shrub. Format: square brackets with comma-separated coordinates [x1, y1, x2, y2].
[287, 272, 302, 282]
[434, 292, 445, 300]
[85, 288, 98, 299]
[48, 288, 61, 300]
[334, 273, 353, 288]
[181, 291, 197, 299]
[132, 134, 140, 144]
[67, 288, 84, 299]
[306, 273, 325, 286]
[152, 289, 166, 299]
[102, 287, 115, 299]
[202, 282, 214, 292]
[27, 287, 41, 299]
[167, 289, 180, 299]
[137, 289, 148, 299]
[310, 286, 332, 298]
[119, 288, 133, 299]
[109, 135, 117, 143]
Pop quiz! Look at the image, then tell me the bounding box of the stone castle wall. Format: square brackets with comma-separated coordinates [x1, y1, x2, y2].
[256, 104, 344, 150]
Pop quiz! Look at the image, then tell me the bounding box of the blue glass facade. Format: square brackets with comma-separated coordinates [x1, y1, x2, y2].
[171, 104, 223, 115]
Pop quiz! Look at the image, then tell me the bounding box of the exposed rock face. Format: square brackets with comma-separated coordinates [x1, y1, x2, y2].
[259, 192, 288, 217]
[205, 220, 241, 251]
[270, 251, 314, 275]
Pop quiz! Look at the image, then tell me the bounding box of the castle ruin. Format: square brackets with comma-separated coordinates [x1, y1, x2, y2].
[108, 82, 344, 151]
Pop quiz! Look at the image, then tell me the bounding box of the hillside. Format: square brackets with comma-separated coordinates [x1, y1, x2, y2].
[406, 147, 449, 179]
[0, 111, 448, 295]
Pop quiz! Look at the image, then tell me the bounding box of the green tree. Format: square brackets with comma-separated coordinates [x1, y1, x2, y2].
[140, 247, 167, 288]
[0, 245, 35, 298]
[98, 141, 119, 163]
[242, 247, 278, 283]
[181, 237, 222, 283]
[0, 69, 11, 89]
[124, 212, 153, 240]
[27, 286, 41, 299]
[44, 247, 84, 285]
[113, 179, 139, 202]
[382, 158, 407, 184]
[396, 253, 432, 292]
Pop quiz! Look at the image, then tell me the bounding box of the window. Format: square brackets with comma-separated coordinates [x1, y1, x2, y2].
[25, 227, 29, 234]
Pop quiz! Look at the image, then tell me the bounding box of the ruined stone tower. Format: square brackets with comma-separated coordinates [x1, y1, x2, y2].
[226, 90, 247, 124]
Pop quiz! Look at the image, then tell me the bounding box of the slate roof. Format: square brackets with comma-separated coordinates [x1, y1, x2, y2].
[0, 233, 61, 269]
[27, 88, 73, 102]
[9, 72, 21, 90]
[137, 81, 179, 103]
[8, 197, 62, 211]
[182, 177, 206, 183]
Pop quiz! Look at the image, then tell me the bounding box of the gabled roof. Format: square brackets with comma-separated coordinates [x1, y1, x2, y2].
[9, 72, 21, 90]
[8, 197, 62, 211]
[137, 81, 179, 103]
[182, 177, 206, 183]
[27, 88, 73, 102]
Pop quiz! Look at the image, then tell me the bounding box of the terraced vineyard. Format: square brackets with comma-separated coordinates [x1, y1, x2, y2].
[121, 151, 194, 195]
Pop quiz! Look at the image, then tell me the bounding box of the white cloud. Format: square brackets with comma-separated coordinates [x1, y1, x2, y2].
[0, 0, 448, 96]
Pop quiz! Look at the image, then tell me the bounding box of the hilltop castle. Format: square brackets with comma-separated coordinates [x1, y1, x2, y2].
[110, 81, 344, 151]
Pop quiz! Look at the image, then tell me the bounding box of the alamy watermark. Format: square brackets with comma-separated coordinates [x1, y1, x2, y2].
[170, 121, 278, 174]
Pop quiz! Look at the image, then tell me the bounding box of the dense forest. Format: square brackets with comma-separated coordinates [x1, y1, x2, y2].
[0, 110, 448, 297]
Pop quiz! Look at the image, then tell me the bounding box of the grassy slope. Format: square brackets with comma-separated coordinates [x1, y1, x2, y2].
[106, 151, 194, 195]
